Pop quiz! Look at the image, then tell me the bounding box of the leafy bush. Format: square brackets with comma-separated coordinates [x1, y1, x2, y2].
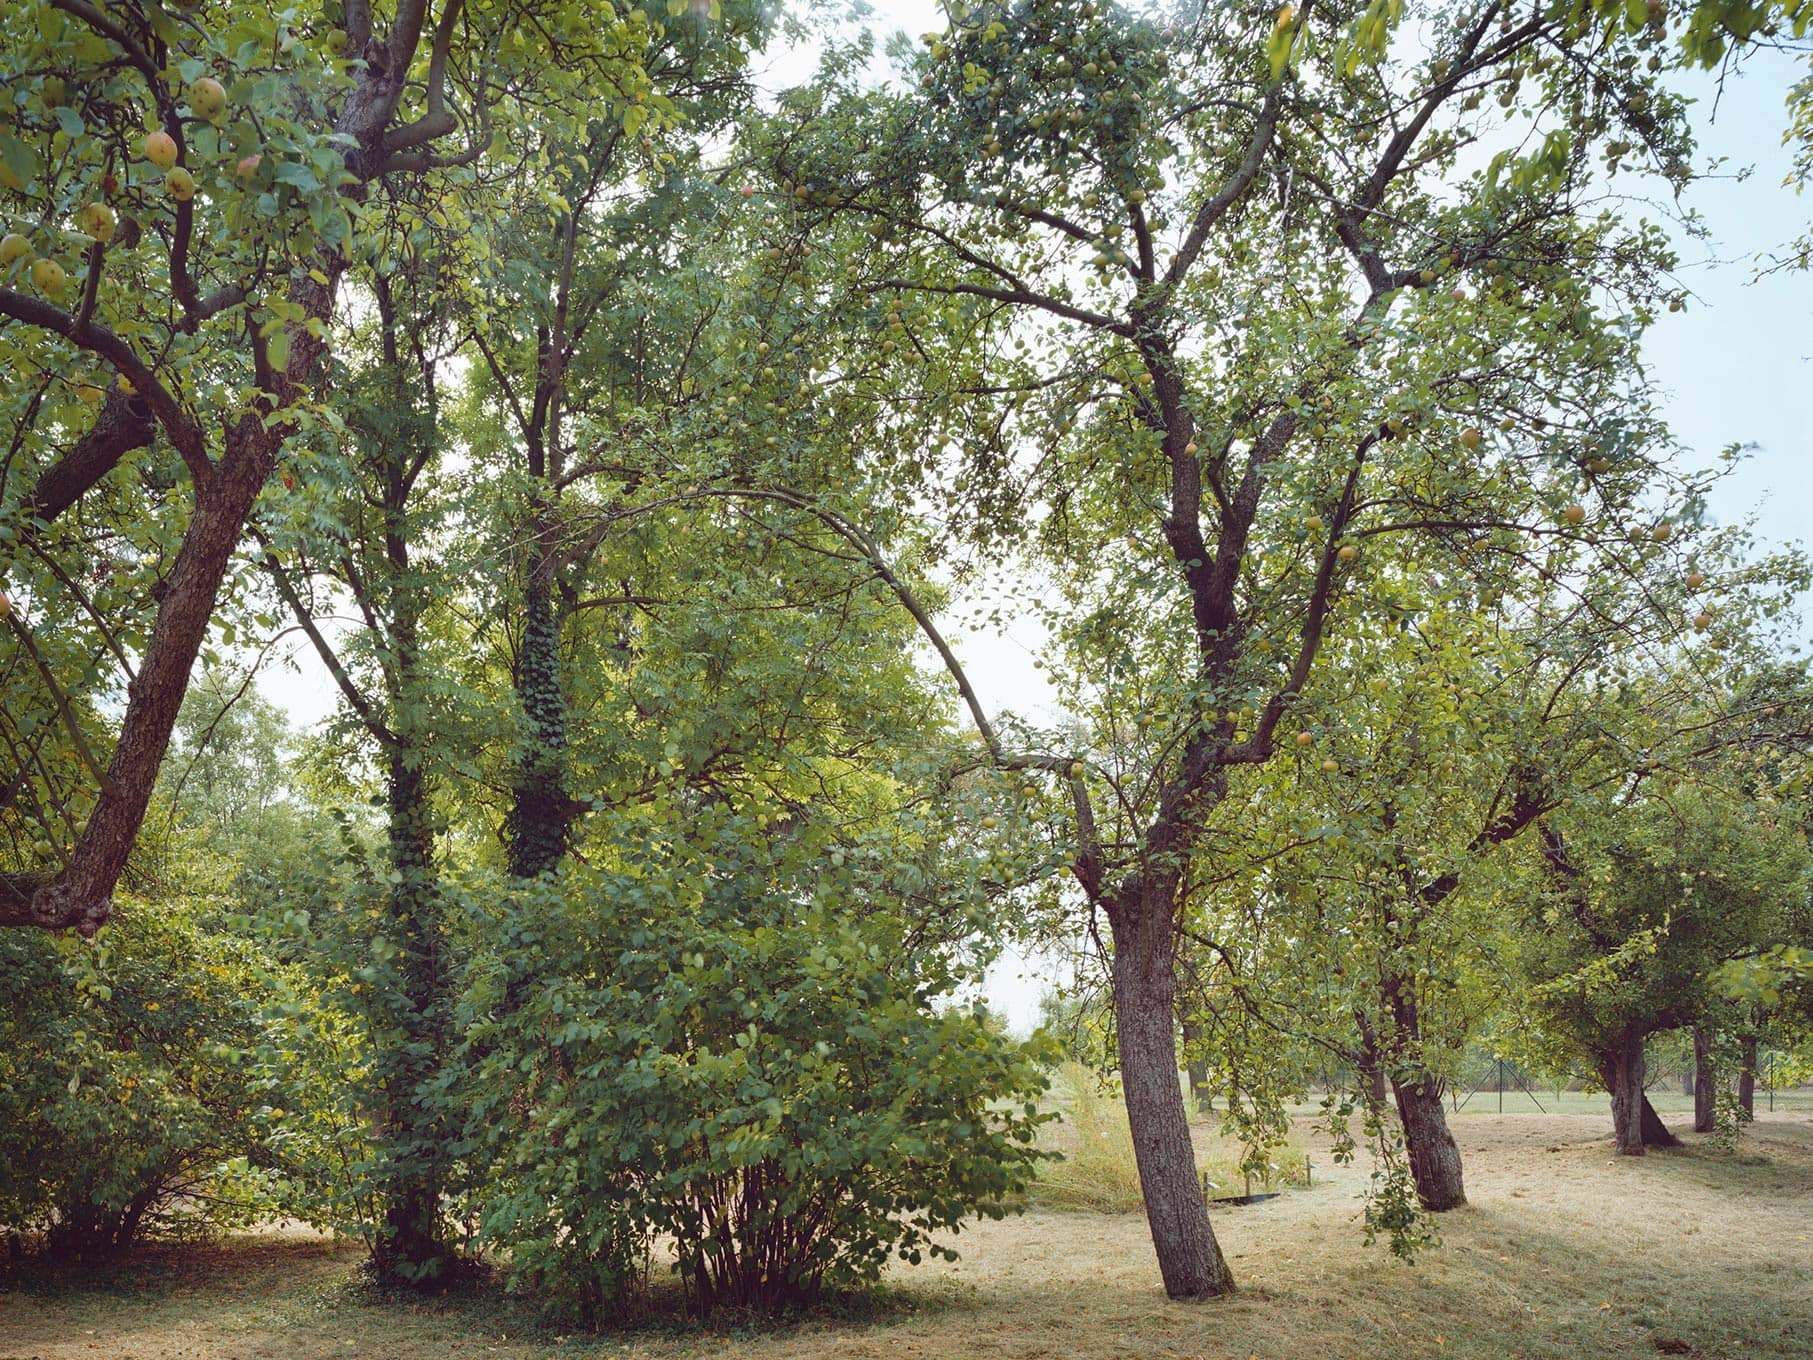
[0, 895, 318, 1260]
[459, 857, 1051, 1319]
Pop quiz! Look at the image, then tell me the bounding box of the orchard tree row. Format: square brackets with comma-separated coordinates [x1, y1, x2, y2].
[2, 0, 1810, 1312]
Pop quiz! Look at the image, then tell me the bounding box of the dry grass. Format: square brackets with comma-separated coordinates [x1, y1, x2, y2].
[3, 1112, 1809, 1360]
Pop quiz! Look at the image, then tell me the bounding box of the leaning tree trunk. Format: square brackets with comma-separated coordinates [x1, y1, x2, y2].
[1738, 1034, 1758, 1119]
[1600, 1030, 1649, 1156]
[1392, 1074, 1466, 1210]
[1692, 1026, 1716, 1133]
[1109, 878, 1233, 1299]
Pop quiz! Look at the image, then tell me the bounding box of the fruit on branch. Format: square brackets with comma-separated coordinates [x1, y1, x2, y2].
[28, 256, 65, 296]
[188, 77, 227, 121]
[143, 130, 178, 170]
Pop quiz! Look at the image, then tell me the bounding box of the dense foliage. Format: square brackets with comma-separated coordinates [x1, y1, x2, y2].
[2, 0, 1810, 1324]
[460, 845, 1050, 1316]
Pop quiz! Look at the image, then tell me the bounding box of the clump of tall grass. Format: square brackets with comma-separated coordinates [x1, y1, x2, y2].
[1030, 1063, 1146, 1212]
[1031, 1062, 1310, 1212]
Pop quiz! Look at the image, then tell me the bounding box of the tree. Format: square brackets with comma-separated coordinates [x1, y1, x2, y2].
[0, 0, 666, 933]
[1516, 777, 1811, 1154]
[776, 0, 1706, 1296]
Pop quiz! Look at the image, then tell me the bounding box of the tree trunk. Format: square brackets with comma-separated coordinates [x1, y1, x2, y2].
[1600, 1030, 1648, 1156]
[368, 742, 452, 1284]
[1738, 1034, 1757, 1119]
[1640, 1093, 1679, 1148]
[3, 443, 273, 932]
[1392, 1075, 1466, 1210]
[1109, 883, 1233, 1299]
[1354, 1011, 1390, 1119]
[1692, 1026, 1716, 1133]
[506, 568, 571, 878]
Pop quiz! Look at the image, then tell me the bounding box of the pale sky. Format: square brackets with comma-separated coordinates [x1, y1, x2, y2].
[256, 7, 1811, 1033]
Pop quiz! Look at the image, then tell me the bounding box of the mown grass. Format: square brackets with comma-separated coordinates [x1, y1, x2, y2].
[3, 1112, 1809, 1360]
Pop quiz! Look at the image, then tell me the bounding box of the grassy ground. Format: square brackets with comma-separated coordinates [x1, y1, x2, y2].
[3, 1111, 1809, 1360]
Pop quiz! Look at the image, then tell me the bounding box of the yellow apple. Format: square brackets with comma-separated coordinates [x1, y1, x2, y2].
[75, 202, 115, 242]
[188, 77, 227, 121]
[1337, 544, 1357, 561]
[1295, 730, 1313, 747]
[1304, 514, 1325, 532]
[165, 166, 196, 201]
[29, 256, 65, 296]
[1459, 426, 1482, 450]
[1692, 610, 1713, 632]
[0, 233, 31, 266]
[1563, 504, 1586, 526]
[142, 130, 178, 170]
[1684, 570, 1705, 589]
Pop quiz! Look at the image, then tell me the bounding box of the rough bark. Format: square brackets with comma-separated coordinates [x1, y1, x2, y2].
[2, 446, 272, 931]
[1600, 1030, 1648, 1156]
[1692, 1026, 1716, 1133]
[1109, 880, 1233, 1300]
[1393, 1075, 1466, 1210]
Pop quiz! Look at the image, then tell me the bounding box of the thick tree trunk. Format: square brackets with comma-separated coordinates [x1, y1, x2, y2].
[1738, 1034, 1757, 1119]
[1109, 884, 1233, 1299]
[1692, 1026, 1716, 1133]
[1392, 1075, 1466, 1210]
[1600, 1030, 1648, 1156]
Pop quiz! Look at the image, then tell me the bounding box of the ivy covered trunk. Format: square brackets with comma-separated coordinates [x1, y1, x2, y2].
[507, 564, 572, 879]
[369, 741, 453, 1284]
[1109, 876, 1233, 1300]
[1392, 1075, 1466, 1210]
[1692, 1026, 1716, 1133]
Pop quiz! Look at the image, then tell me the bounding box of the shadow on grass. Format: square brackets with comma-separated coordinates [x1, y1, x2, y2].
[0, 1232, 353, 1302]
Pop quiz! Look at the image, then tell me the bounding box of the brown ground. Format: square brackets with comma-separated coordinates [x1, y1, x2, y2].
[3, 1111, 1809, 1360]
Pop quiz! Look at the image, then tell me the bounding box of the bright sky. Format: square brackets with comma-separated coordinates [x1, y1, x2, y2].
[258, 6, 1812, 1033]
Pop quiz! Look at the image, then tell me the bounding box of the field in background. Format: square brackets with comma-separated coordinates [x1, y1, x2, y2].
[3, 1111, 1809, 1360]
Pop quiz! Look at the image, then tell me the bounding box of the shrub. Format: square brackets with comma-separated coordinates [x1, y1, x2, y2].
[0, 895, 315, 1260]
[458, 860, 1051, 1319]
